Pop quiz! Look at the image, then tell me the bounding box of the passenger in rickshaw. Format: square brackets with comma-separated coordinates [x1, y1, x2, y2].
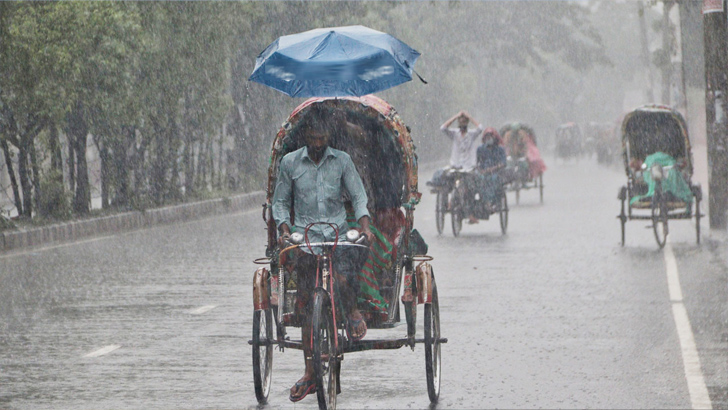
[476, 127, 507, 212]
[626, 127, 693, 207]
[438, 110, 483, 223]
[502, 123, 547, 178]
[271, 105, 375, 402]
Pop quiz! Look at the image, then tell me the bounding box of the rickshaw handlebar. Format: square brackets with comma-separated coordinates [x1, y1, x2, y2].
[279, 224, 370, 254]
[279, 241, 370, 254]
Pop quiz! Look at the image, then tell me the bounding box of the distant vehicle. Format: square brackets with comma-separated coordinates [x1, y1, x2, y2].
[500, 123, 546, 204]
[428, 167, 508, 237]
[617, 105, 702, 248]
[588, 122, 619, 165]
[554, 122, 583, 162]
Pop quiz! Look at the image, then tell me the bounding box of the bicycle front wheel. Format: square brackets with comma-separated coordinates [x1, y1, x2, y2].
[435, 191, 446, 235]
[313, 290, 338, 410]
[651, 195, 668, 249]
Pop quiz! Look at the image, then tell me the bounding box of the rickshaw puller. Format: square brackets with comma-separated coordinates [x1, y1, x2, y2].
[271, 106, 375, 402]
[440, 110, 483, 223]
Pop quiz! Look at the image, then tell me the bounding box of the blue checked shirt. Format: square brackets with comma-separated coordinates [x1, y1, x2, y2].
[272, 146, 369, 249]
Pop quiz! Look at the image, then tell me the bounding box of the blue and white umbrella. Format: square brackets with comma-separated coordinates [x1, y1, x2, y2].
[249, 25, 423, 98]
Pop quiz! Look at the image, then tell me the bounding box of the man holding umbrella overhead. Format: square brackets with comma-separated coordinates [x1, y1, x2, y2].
[253, 24, 423, 403]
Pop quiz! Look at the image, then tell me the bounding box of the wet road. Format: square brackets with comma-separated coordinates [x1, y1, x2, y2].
[1, 158, 727, 409]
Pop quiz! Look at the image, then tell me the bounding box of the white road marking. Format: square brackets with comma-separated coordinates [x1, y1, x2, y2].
[189, 305, 217, 315]
[84, 344, 121, 358]
[664, 244, 684, 302]
[664, 242, 712, 410]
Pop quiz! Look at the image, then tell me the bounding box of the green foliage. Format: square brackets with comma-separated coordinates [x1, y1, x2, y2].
[1, 1, 639, 224]
[36, 169, 71, 221]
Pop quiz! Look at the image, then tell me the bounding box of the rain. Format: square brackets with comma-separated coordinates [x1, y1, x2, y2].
[0, 1, 726, 409]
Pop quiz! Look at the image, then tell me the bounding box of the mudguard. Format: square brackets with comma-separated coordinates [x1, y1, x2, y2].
[416, 262, 435, 304]
[253, 267, 270, 311]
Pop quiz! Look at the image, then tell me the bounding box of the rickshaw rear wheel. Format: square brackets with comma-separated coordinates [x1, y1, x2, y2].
[252, 309, 273, 404]
[499, 191, 508, 234]
[538, 174, 544, 204]
[695, 197, 701, 244]
[651, 195, 668, 249]
[435, 192, 446, 235]
[618, 193, 627, 246]
[425, 280, 441, 403]
[312, 290, 338, 410]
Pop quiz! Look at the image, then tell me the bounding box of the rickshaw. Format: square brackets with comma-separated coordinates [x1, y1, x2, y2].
[250, 95, 445, 409]
[617, 105, 702, 248]
[428, 167, 508, 237]
[588, 121, 620, 165]
[500, 123, 546, 204]
[554, 122, 583, 162]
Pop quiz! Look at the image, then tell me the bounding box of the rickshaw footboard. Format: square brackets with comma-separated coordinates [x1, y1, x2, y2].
[247, 337, 448, 352]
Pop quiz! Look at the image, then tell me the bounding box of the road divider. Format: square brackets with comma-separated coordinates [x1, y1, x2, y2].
[0, 191, 265, 252]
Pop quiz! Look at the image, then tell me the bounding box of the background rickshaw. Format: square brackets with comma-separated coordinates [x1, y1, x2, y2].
[251, 95, 444, 409]
[586, 121, 620, 165]
[428, 168, 508, 237]
[554, 122, 583, 162]
[617, 105, 702, 248]
[500, 123, 546, 204]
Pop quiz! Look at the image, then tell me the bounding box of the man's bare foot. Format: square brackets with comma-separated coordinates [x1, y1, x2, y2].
[468, 215, 479, 224]
[347, 310, 367, 341]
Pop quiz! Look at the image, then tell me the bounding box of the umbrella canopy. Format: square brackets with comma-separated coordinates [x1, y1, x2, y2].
[249, 25, 421, 98]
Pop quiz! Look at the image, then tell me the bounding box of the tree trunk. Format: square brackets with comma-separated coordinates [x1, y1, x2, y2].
[168, 116, 181, 201]
[197, 139, 207, 191]
[29, 140, 41, 212]
[17, 145, 32, 218]
[132, 128, 149, 204]
[113, 127, 133, 208]
[208, 136, 215, 191]
[1, 138, 22, 215]
[230, 104, 245, 191]
[68, 102, 90, 215]
[94, 136, 110, 209]
[48, 123, 63, 174]
[150, 115, 167, 205]
[183, 133, 194, 196]
[217, 125, 224, 190]
[73, 134, 90, 215]
[67, 134, 76, 195]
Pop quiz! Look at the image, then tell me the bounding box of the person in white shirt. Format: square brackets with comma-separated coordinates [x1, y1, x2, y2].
[441, 110, 484, 170]
[440, 111, 484, 223]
